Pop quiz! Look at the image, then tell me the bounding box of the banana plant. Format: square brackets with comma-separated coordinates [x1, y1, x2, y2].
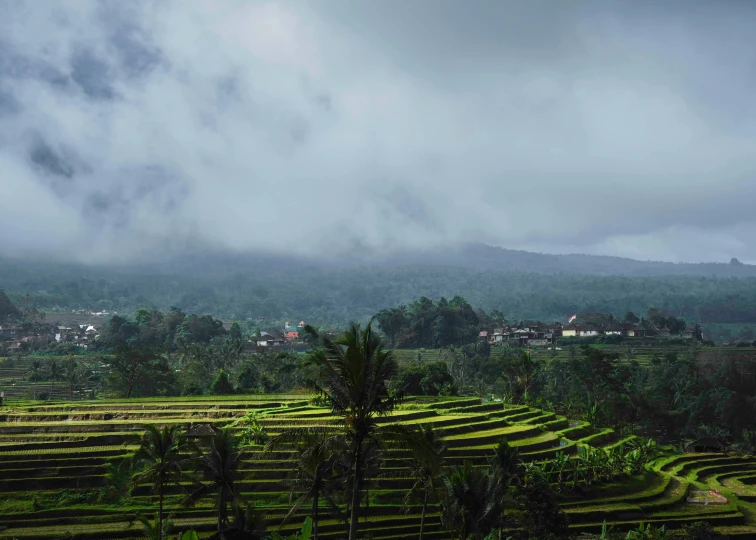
[265, 517, 313, 540]
[625, 522, 670, 539]
[232, 411, 270, 446]
[133, 513, 174, 540]
[580, 520, 614, 540]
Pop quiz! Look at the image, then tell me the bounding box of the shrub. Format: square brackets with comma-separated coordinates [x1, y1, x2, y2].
[514, 477, 570, 539]
[398, 361, 456, 396]
[681, 521, 727, 540]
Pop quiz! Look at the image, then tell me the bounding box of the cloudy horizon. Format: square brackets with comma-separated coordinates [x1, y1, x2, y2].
[1, 0, 755, 265]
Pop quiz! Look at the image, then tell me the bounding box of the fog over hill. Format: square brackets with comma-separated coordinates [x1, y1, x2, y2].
[3, 245, 756, 334]
[6, 242, 754, 281]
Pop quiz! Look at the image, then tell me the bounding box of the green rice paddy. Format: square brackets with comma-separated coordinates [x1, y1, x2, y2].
[0, 395, 754, 539]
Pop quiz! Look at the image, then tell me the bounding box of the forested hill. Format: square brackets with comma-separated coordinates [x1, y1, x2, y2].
[2, 245, 756, 328]
[380, 243, 756, 277]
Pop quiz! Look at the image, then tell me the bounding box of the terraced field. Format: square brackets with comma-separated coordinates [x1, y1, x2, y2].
[565, 453, 756, 537]
[0, 357, 90, 400]
[0, 396, 755, 539]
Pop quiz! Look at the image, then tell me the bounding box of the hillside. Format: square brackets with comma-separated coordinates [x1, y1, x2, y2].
[2, 244, 756, 328]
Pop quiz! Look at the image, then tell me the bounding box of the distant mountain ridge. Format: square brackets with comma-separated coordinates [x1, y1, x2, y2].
[3, 243, 756, 330]
[373, 243, 756, 277]
[2, 242, 755, 281]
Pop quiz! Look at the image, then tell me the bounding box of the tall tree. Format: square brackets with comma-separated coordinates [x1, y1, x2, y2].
[403, 424, 447, 540]
[490, 438, 522, 488]
[267, 429, 343, 540]
[304, 322, 400, 540]
[63, 357, 81, 399]
[185, 428, 246, 533]
[442, 461, 503, 540]
[507, 351, 541, 402]
[131, 425, 193, 540]
[48, 359, 61, 394]
[109, 344, 162, 398]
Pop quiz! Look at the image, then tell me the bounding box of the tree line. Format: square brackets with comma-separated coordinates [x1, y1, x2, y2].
[374, 296, 698, 349]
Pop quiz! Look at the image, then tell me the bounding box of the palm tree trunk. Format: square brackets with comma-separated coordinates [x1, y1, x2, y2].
[348, 442, 363, 540]
[158, 487, 164, 540]
[419, 490, 428, 540]
[312, 489, 319, 540]
[217, 493, 223, 533]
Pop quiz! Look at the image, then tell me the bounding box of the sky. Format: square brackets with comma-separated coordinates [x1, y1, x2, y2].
[1, 0, 755, 264]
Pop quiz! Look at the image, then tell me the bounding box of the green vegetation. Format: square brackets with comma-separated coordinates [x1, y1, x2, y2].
[1, 394, 754, 538]
[5, 250, 756, 329]
[2, 311, 756, 538]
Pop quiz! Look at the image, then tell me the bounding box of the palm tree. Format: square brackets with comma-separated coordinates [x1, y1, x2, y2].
[509, 351, 540, 403]
[26, 359, 43, 383]
[131, 425, 194, 540]
[208, 502, 267, 540]
[403, 424, 447, 540]
[219, 338, 245, 376]
[185, 428, 246, 533]
[489, 438, 522, 488]
[267, 429, 344, 540]
[176, 338, 191, 369]
[63, 360, 81, 400]
[48, 360, 61, 394]
[442, 461, 502, 540]
[304, 322, 400, 540]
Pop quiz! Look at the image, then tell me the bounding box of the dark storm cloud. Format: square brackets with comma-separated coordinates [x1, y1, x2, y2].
[70, 48, 114, 100]
[29, 138, 77, 179]
[0, 86, 20, 116]
[0, 0, 755, 263]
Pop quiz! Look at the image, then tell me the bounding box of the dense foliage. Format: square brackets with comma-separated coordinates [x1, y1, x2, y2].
[374, 296, 483, 348]
[5, 254, 756, 330]
[445, 343, 756, 449]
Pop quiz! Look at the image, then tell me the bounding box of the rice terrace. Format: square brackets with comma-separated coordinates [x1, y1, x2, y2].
[1, 391, 756, 539]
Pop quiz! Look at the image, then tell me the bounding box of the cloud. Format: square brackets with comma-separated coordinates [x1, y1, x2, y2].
[0, 0, 755, 264]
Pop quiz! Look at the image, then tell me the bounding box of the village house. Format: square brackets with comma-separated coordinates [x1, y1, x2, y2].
[561, 326, 578, 338]
[489, 328, 508, 344]
[625, 326, 647, 338]
[560, 324, 602, 338]
[0, 326, 22, 340]
[681, 327, 698, 339]
[483, 322, 562, 347]
[253, 331, 285, 347]
[283, 321, 306, 341]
